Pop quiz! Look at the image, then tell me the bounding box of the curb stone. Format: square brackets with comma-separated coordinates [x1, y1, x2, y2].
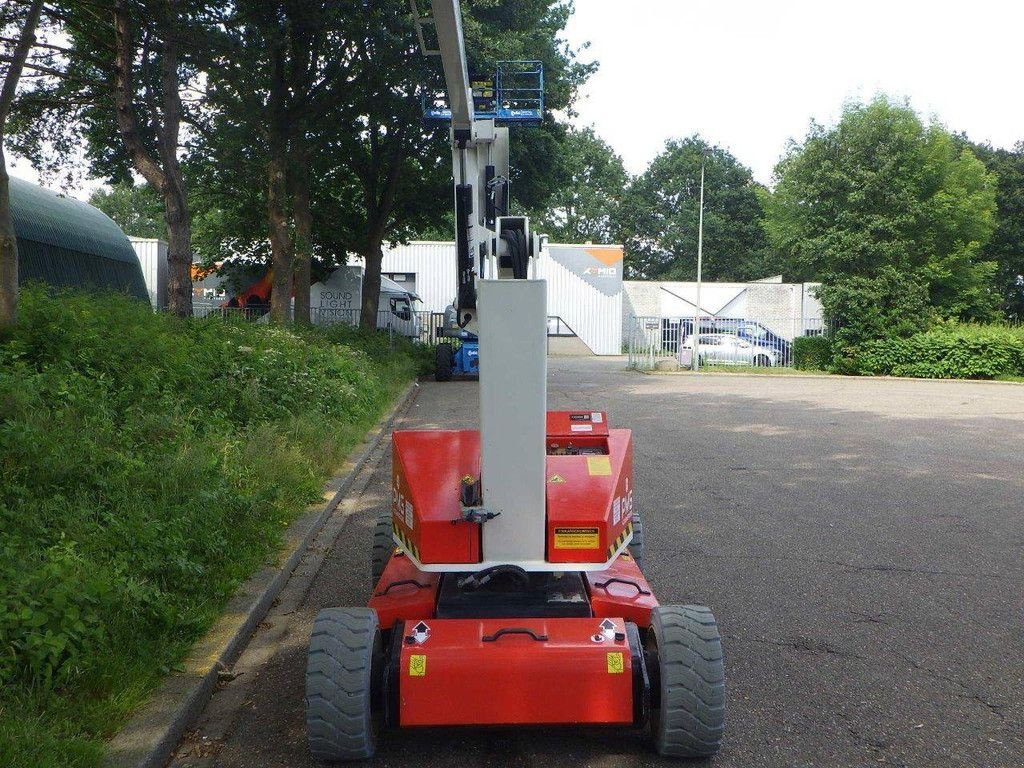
[103, 381, 420, 768]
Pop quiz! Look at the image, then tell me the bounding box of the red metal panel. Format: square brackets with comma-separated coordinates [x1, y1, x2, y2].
[398, 618, 634, 726]
[546, 410, 610, 438]
[392, 430, 481, 565]
[585, 555, 659, 628]
[367, 552, 440, 631]
[545, 429, 634, 564]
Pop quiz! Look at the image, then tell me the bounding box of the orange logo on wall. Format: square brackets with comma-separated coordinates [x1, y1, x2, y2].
[584, 246, 624, 266]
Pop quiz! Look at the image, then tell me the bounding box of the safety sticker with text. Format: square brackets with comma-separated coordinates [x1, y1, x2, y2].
[587, 456, 612, 476]
[607, 652, 625, 674]
[408, 654, 427, 677]
[553, 527, 600, 549]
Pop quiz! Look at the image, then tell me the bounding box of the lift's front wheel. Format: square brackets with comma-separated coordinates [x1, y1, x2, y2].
[647, 604, 725, 757]
[305, 607, 384, 761]
[435, 342, 454, 381]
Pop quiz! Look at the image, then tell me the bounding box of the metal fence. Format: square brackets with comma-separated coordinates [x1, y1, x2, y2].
[625, 315, 836, 371]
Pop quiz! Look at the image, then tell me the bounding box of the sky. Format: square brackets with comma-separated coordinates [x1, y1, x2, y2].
[9, 0, 1024, 198]
[563, 0, 1024, 184]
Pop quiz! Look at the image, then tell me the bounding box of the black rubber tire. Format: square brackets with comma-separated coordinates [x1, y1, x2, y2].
[648, 605, 726, 758]
[754, 354, 771, 368]
[370, 509, 394, 589]
[305, 608, 383, 762]
[628, 511, 645, 571]
[435, 343, 453, 381]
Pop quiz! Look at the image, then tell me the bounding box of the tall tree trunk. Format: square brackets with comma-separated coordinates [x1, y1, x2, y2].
[292, 140, 312, 325]
[0, 0, 45, 329]
[157, 7, 191, 317]
[114, 0, 192, 316]
[266, 36, 291, 323]
[360, 232, 383, 331]
[357, 139, 406, 330]
[267, 150, 291, 322]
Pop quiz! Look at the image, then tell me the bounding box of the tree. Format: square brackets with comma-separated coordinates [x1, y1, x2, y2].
[960, 140, 1024, 320]
[194, 0, 591, 327]
[618, 136, 771, 281]
[7, 0, 199, 316]
[1, 0, 45, 329]
[528, 126, 627, 244]
[764, 97, 999, 320]
[89, 182, 167, 238]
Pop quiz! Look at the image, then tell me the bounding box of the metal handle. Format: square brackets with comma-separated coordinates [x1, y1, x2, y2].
[481, 627, 548, 643]
[375, 579, 430, 597]
[592, 577, 652, 596]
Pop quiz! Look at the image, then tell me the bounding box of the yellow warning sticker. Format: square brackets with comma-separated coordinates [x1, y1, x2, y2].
[409, 654, 426, 677]
[548, 474, 566, 484]
[553, 527, 600, 549]
[607, 652, 625, 674]
[587, 456, 612, 476]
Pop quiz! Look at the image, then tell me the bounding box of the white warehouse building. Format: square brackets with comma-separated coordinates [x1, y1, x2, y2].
[377, 241, 625, 355]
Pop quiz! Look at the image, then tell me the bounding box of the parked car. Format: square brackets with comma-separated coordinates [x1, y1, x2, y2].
[671, 318, 792, 364]
[679, 333, 780, 367]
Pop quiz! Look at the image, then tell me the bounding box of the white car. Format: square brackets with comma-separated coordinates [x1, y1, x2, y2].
[680, 333, 779, 367]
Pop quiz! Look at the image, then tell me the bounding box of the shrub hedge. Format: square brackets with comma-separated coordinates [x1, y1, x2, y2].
[840, 324, 1024, 379]
[0, 287, 419, 766]
[793, 336, 833, 371]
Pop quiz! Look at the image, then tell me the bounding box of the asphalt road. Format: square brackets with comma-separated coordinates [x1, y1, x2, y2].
[170, 360, 1024, 768]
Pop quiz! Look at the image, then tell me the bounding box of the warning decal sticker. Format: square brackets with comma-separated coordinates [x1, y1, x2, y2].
[554, 527, 600, 549]
[607, 652, 625, 674]
[587, 456, 612, 476]
[548, 474, 566, 484]
[409, 654, 427, 677]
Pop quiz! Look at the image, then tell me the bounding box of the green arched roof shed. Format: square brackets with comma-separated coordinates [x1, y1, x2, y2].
[10, 176, 148, 301]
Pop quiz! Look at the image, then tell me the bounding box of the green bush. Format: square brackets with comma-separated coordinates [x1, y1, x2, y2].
[818, 267, 934, 349]
[844, 323, 1024, 379]
[0, 287, 417, 766]
[793, 336, 833, 370]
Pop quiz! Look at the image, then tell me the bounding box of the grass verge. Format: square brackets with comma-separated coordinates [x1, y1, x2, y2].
[0, 287, 422, 767]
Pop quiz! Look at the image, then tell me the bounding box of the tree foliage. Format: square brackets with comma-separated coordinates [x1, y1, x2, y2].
[618, 136, 771, 281]
[818, 266, 933, 353]
[528, 126, 627, 244]
[764, 97, 999, 320]
[188, 0, 589, 325]
[962, 140, 1024, 320]
[89, 182, 167, 239]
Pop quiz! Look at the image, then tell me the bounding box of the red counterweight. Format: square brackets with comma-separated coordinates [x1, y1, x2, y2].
[397, 617, 636, 726]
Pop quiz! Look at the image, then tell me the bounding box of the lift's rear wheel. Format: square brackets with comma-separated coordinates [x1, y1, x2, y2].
[370, 509, 394, 588]
[647, 605, 725, 757]
[435, 342, 454, 381]
[629, 512, 645, 570]
[306, 608, 384, 761]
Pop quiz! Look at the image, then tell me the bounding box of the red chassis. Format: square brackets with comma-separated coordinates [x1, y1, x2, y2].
[366, 410, 655, 728]
[304, 411, 725, 761]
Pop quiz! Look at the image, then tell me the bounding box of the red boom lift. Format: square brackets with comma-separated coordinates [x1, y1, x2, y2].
[304, 1, 725, 760]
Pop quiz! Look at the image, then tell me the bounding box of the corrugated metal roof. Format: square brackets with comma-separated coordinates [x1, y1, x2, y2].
[10, 176, 148, 300]
[10, 177, 141, 264]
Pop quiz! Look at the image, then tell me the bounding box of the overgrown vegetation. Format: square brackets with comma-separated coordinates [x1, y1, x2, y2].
[0, 287, 419, 767]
